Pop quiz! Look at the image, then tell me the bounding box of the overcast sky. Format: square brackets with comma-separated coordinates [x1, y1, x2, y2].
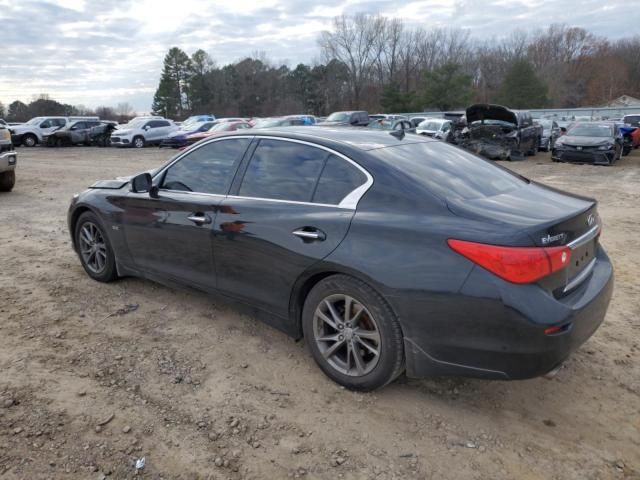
[0, 0, 635, 113]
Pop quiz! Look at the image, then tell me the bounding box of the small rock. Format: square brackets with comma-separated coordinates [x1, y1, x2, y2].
[615, 460, 625, 470]
[229, 418, 239, 428]
[208, 432, 219, 441]
[95, 425, 102, 433]
[240, 363, 248, 368]
[77, 391, 87, 397]
[122, 425, 131, 433]
[13, 427, 23, 435]
[3, 399, 14, 408]
[543, 419, 556, 427]
[214, 457, 223, 467]
[465, 442, 476, 449]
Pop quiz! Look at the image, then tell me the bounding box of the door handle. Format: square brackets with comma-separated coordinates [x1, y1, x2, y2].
[187, 214, 211, 225]
[292, 228, 326, 241]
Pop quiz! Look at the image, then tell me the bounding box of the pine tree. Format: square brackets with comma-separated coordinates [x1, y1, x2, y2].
[421, 63, 472, 111]
[152, 47, 193, 118]
[497, 60, 548, 108]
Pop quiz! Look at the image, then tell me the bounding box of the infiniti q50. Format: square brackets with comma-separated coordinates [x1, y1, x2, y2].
[68, 128, 613, 391]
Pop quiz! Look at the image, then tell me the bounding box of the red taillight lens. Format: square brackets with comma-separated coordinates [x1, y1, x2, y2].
[448, 239, 572, 284]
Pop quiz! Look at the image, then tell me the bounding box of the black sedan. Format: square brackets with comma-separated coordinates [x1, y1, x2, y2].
[552, 122, 623, 165]
[68, 128, 614, 390]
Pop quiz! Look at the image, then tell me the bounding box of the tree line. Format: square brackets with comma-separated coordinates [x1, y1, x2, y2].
[0, 95, 134, 123]
[152, 17, 640, 119]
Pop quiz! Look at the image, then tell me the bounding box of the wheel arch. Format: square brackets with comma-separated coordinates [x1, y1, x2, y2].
[288, 266, 402, 340]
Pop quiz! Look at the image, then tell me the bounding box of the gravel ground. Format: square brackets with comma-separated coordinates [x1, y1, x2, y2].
[0, 145, 638, 480]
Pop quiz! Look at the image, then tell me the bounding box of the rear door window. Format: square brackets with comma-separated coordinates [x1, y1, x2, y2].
[238, 139, 328, 202]
[160, 138, 250, 194]
[371, 141, 526, 201]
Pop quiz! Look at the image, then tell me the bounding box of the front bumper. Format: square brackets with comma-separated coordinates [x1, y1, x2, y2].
[0, 150, 18, 171]
[398, 247, 614, 380]
[109, 136, 131, 147]
[552, 147, 616, 164]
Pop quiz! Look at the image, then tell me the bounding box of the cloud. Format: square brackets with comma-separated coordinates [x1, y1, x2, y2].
[0, 0, 633, 113]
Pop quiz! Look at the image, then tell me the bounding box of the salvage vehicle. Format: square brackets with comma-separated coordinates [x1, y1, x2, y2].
[160, 121, 218, 148]
[252, 116, 312, 128]
[10, 116, 99, 147]
[44, 120, 105, 147]
[0, 124, 17, 191]
[622, 114, 640, 128]
[366, 118, 413, 131]
[68, 128, 613, 391]
[457, 105, 541, 160]
[318, 111, 370, 127]
[416, 118, 453, 141]
[110, 118, 178, 148]
[552, 122, 622, 165]
[535, 119, 561, 151]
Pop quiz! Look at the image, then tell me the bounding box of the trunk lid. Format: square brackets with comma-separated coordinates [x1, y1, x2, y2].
[447, 182, 600, 295]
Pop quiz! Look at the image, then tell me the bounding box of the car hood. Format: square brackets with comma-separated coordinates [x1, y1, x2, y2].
[113, 129, 132, 136]
[466, 104, 517, 125]
[557, 135, 612, 146]
[168, 130, 189, 138]
[317, 121, 348, 126]
[9, 125, 31, 133]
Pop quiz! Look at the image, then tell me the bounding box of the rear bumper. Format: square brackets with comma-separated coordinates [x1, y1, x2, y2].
[552, 148, 616, 164]
[0, 150, 17, 171]
[397, 247, 614, 380]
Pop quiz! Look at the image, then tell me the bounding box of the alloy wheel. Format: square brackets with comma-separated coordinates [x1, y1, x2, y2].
[78, 222, 108, 274]
[313, 294, 381, 377]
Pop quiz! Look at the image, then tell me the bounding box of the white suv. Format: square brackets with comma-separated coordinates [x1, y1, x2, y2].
[110, 118, 178, 148]
[10, 116, 99, 147]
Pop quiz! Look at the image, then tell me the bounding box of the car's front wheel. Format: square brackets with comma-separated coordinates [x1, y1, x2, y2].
[133, 136, 145, 148]
[302, 275, 405, 391]
[22, 134, 37, 147]
[75, 212, 118, 282]
[0, 170, 15, 192]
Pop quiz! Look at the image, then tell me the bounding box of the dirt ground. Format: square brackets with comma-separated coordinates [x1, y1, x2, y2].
[0, 145, 638, 480]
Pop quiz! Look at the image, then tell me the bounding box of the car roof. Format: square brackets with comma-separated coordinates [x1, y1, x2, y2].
[223, 126, 433, 151]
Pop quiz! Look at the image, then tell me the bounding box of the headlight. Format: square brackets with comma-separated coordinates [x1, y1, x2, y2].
[597, 144, 614, 151]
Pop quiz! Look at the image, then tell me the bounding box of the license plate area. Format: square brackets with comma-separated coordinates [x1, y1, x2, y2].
[567, 238, 596, 280]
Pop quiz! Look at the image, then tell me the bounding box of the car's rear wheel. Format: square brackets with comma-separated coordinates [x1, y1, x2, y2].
[0, 170, 15, 192]
[75, 212, 118, 282]
[302, 275, 404, 391]
[133, 136, 145, 148]
[22, 134, 37, 147]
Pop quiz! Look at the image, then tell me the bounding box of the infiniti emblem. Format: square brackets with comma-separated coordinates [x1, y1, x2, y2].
[587, 214, 595, 226]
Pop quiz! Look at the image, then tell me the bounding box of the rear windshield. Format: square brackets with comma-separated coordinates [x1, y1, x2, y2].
[371, 141, 526, 201]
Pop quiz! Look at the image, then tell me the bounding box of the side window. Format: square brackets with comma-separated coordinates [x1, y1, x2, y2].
[239, 139, 328, 202]
[161, 138, 250, 194]
[40, 119, 53, 128]
[73, 122, 86, 129]
[56, 119, 67, 127]
[442, 122, 451, 132]
[313, 155, 367, 205]
[147, 121, 160, 128]
[157, 120, 170, 127]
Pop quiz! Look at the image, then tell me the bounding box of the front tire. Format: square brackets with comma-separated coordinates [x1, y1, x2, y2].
[0, 170, 15, 192]
[133, 136, 145, 148]
[74, 212, 118, 282]
[22, 134, 37, 147]
[302, 275, 404, 391]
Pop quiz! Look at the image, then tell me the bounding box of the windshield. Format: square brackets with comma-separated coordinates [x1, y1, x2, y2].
[119, 119, 146, 130]
[418, 121, 444, 131]
[368, 119, 393, 130]
[326, 112, 349, 122]
[26, 117, 45, 125]
[371, 141, 526, 201]
[252, 118, 284, 128]
[567, 124, 613, 137]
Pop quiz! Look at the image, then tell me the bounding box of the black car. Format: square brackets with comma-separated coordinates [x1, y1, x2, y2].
[68, 128, 613, 391]
[552, 122, 622, 165]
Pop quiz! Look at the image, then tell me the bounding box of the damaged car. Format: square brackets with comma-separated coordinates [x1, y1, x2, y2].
[552, 122, 622, 165]
[456, 104, 541, 161]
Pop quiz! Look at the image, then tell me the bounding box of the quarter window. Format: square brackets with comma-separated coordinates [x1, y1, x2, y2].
[161, 138, 250, 194]
[313, 155, 367, 205]
[239, 139, 328, 202]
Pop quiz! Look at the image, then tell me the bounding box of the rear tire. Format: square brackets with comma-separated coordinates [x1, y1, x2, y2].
[74, 211, 118, 282]
[302, 275, 405, 391]
[0, 170, 15, 192]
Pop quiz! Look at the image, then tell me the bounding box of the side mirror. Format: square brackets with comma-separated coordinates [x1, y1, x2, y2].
[131, 173, 152, 193]
[560, 127, 567, 134]
[143, 125, 150, 131]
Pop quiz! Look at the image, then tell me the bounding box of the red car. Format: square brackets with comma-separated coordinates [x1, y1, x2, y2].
[184, 121, 252, 147]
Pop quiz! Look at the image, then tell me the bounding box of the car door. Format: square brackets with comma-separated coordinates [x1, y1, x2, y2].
[213, 138, 371, 325]
[39, 118, 63, 137]
[143, 120, 162, 142]
[119, 137, 252, 290]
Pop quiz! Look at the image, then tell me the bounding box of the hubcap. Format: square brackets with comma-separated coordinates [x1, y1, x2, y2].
[78, 222, 108, 274]
[313, 294, 381, 377]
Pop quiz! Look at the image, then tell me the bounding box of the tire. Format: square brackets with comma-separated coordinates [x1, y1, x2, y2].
[74, 211, 118, 282]
[55, 138, 64, 148]
[133, 136, 145, 148]
[22, 134, 37, 147]
[0, 170, 15, 192]
[302, 275, 405, 391]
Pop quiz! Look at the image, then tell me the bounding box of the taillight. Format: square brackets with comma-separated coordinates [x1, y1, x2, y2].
[448, 239, 571, 284]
